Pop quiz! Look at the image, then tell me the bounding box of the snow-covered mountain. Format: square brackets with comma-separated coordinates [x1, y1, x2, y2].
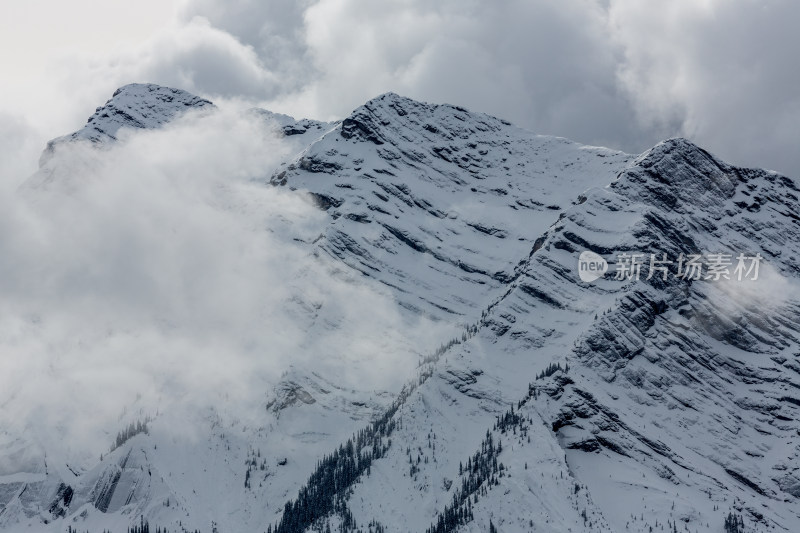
[1, 84, 798, 533]
[45, 84, 214, 153]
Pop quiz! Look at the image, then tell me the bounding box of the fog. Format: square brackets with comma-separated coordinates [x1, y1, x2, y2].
[0, 108, 444, 459]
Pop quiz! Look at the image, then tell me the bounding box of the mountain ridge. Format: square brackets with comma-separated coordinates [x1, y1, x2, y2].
[2, 84, 798, 533]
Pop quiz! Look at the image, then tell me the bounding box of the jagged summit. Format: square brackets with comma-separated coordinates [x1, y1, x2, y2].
[339, 91, 512, 147]
[82, 83, 213, 140]
[356, 91, 488, 118]
[608, 137, 743, 214]
[39, 83, 214, 167]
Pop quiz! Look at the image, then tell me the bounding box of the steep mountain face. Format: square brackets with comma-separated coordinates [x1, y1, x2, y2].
[270, 92, 631, 324]
[327, 139, 800, 533]
[1, 84, 798, 533]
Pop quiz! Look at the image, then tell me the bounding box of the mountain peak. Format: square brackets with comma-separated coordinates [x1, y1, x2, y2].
[611, 136, 741, 211]
[79, 83, 214, 140]
[340, 92, 424, 145]
[339, 91, 509, 147]
[39, 83, 214, 167]
[360, 91, 420, 111]
[634, 137, 721, 169]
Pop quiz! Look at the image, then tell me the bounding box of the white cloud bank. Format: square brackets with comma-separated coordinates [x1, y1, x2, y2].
[0, 109, 442, 458]
[609, 0, 800, 177]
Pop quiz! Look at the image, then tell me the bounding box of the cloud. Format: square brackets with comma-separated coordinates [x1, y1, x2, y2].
[174, 0, 800, 175]
[264, 0, 654, 152]
[5, 0, 799, 176]
[63, 16, 280, 102]
[609, 0, 800, 176]
[0, 113, 43, 181]
[0, 108, 443, 460]
[178, 0, 315, 87]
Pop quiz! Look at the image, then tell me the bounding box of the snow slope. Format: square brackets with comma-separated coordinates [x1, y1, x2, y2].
[317, 140, 800, 533]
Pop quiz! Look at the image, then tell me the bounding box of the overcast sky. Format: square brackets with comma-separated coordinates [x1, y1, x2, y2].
[1, 0, 799, 177]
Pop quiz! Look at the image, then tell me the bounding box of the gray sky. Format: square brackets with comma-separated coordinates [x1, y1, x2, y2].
[1, 0, 799, 177]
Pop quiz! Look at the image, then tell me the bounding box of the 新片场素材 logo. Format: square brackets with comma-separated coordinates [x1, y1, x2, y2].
[576, 250, 763, 283]
[578, 250, 608, 283]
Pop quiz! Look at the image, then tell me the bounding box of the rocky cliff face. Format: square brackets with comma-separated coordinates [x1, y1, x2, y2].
[1, 84, 798, 533]
[308, 137, 800, 533]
